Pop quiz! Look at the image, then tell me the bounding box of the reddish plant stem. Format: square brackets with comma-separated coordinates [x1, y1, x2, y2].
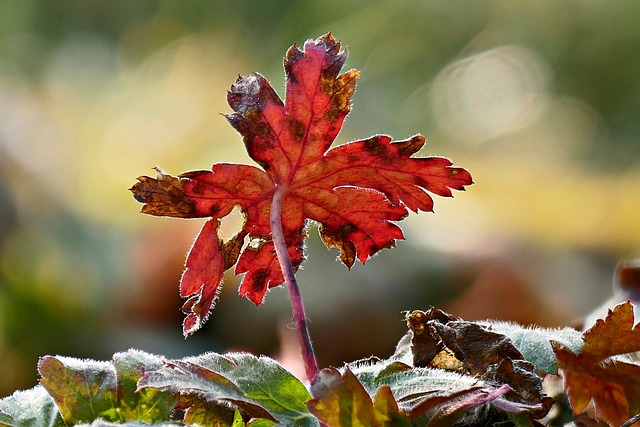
[270, 184, 319, 381]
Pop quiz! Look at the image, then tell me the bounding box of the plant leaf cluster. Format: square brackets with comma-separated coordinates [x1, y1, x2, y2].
[3, 302, 640, 426]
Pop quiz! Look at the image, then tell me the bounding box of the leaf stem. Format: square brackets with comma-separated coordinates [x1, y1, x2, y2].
[270, 184, 319, 381]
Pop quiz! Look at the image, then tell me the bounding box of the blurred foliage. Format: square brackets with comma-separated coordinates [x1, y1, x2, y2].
[1, 0, 639, 396]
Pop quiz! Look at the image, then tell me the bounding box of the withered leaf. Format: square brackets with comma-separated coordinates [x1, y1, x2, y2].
[405, 308, 553, 423]
[405, 309, 460, 368]
[429, 320, 524, 375]
[553, 301, 640, 426]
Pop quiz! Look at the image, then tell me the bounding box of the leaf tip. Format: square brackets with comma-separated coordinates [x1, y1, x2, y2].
[182, 316, 199, 338]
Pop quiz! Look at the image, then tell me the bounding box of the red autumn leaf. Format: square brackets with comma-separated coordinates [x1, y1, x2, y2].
[131, 33, 472, 336]
[553, 301, 640, 426]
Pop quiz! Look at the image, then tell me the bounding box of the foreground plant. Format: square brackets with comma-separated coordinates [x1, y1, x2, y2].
[2, 34, 639, 427]
[3, 301, 640, 426]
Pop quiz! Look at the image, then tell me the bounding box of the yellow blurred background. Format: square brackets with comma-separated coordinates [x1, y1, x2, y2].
[1, 0, 639, 394]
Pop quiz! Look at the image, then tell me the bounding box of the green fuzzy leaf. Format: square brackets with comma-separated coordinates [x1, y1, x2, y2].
[38, 355, 118, 423]
[346, 358, 412, 393]
[231, 409, 246, 427]
[0, 385, 66, 427]
[38, 350, 178, 424]
[139, 352, 317, 427]
[480, 321, 584, 374]
[349, 358, 481, 403]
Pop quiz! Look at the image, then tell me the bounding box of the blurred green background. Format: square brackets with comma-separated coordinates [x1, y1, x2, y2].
[1, 0, 640, 394]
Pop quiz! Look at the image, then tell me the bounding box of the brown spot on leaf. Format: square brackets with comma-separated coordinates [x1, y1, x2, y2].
[251, 269, 269, 294]
[288, 117, 306, 141]
[249, 113, 273, 138]
[130, 168, 196, 218]
[326, 69, 359, 119]
[364, 137, 387, 157]
[283, 44, 304, 84]
[393, 135, 425, 157]
[413, 175, 428, 189]
[319, 33, 346, 75]
[319, 223, 357, 268]
[345, 153, 360, 164]
[222, 232, 246, 271]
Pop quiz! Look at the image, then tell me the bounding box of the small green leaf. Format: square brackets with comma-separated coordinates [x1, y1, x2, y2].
[0, 385, 66, 427]
[231, 409, 245, 427]
[481, 321, 584, 374]
[38, 355, 118, 423]
[139, 352, 317, 427]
